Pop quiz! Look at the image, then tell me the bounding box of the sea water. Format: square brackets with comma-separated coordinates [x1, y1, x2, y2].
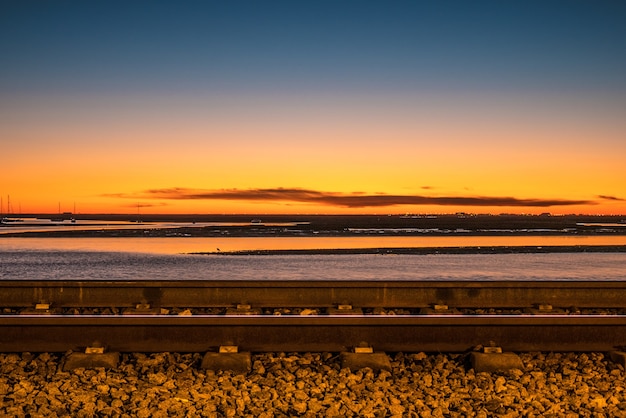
[0, 236, 625, 281]
[1, 235, 626, 254]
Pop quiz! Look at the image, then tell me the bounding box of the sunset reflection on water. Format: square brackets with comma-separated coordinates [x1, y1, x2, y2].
[1, 235, 625, 255]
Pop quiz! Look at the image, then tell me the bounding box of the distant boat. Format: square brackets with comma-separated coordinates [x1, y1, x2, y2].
[250, 219, 263, 224]
[1, 217, 23, 224]
[51, 211, 74, 223]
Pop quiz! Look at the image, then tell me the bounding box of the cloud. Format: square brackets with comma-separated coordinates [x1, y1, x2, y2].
[597, 195, 625, 201]
[122, 202, 168, 209]
[106, 187, 595, 208]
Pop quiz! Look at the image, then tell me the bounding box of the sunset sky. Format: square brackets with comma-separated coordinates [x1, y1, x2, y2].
[1, 1, 625, 215]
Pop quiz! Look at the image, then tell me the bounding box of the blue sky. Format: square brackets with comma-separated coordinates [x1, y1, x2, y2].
[3, 1, 625, 95]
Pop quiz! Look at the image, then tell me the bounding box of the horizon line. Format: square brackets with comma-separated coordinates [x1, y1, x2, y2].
[4, 212, 625, 217]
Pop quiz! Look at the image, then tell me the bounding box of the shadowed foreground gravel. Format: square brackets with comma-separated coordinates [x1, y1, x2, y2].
[1, 351, 625, 417]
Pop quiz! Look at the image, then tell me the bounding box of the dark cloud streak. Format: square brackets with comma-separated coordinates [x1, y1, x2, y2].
[106, 187, 594, 208]
[598, 195, 624, 201]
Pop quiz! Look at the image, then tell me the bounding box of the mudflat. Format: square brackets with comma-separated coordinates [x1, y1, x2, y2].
[1, 213, 624, 239]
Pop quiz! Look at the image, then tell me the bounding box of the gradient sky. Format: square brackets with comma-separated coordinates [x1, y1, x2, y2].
[1, 0, 625, 215]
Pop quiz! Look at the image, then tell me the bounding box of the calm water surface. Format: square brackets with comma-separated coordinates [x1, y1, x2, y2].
[0, 236, 624, 281]
[1, 235, 625, 254]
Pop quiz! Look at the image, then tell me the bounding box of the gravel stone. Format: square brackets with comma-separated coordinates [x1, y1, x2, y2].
[1, 351, 626, 416]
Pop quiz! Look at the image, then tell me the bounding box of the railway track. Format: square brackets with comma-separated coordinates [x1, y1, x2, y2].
[1, 280, 626, 353]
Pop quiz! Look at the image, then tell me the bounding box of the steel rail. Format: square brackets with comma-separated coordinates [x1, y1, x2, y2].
[2, 280, 626, 308]
[2, 280, 626, 353]
[2, 314, 626, 353]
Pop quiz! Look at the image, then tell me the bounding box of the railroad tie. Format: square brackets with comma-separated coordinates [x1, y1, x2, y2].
[201, 346, 252, 374]
[225, 304, 261, 315]
[420, 304, 460, 315]
[63, 343, 120, 371]
[524, 304, 566, 315]
[340, 343, 391, 372]
[122, 303, 163, 315]
[609, 351, 626, 368]
[470, 345, 524, 373]
[328, 304, 363, 315]
[19, 302, 57, 315]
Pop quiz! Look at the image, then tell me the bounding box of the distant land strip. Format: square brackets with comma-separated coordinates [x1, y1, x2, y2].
[191, 245, 626, 256]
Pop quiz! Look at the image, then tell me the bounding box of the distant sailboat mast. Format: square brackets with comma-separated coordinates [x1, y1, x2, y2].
[51, 202, 63, 222]
[4, 194, 12, 215]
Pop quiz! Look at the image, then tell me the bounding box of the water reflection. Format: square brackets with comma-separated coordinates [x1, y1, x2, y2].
[1, 235, 625, 254]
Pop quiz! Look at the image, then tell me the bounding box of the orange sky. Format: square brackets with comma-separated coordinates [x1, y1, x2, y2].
[2, 91, 625, 215]
[2, 2, 625, 215]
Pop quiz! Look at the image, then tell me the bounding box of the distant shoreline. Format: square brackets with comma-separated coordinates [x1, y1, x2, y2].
[191, 245, 626, 256]
[2, 213, 625, 238]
